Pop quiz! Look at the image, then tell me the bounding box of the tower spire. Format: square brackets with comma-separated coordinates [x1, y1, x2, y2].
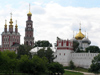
[5, 20, 7, 28]
[9, 13, 13, 33]
[4, 20, 7, 33]
[27, 4, 32, 16]
[15, 20, 18, 28]
[15, 20, 18, 33]
[9, 13, 13, 25]
[10, 13, 12, 19]
[29, 3, 30, 12]
[79, 22, 81, 31]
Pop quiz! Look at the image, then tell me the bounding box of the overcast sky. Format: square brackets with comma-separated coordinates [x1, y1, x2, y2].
[0, 0, 100, 47]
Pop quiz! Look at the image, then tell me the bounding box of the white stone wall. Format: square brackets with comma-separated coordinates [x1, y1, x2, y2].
[54, 50, 99, 69]
[54, 49, 73, 66]
[71, 53, 99, 68]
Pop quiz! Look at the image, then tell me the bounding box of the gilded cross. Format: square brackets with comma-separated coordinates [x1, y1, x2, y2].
[29, 3, 30, 11]
[10, 13, 12, 18]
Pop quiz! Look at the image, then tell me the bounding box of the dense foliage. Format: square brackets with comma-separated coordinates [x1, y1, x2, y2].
[37, 47, 55, 63]
[89, 53, 100, 73]
[34, 40, 52, 47]
[48, 62, 64, 75]
[17, 45, 32, 58]
[69, 60, 76, 70]
[86, 46, 100, 53]
[0, 50, 17, 74]
[0, 48, 64, 75]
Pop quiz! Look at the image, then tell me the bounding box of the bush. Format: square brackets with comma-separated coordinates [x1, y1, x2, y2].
[64, 66, 70, 69]
[89, 54, 100, 73]
[48, 62, 64, 75]
[69, 60, 75, 70]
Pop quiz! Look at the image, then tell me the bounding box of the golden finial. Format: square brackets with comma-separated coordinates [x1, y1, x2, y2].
[27, 4, 32, 16]
[10, 13, 12, 19]
[9, 13, 13, 25]
[15, 20, 18, 28]
[79, 22, 81, 31]
[75, 23, 85, 40]
[29, 3, 30, 11]
[5, 20, 7, 28]
[5, 20, 7, 25]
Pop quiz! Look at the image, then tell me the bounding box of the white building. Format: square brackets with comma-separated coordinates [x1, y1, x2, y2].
[30, 24, 98, 69]
[53, 37, 98, 69]
[54, 25, 98, 68]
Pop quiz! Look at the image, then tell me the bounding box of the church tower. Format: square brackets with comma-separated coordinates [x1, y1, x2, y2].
[24, 4, 34, 47]
[1, 13, 20, 51]
[4, 20, 7, 33]
[9, 13, 13, 33]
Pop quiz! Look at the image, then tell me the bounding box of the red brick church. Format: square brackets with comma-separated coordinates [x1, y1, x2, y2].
[0, 5, 34, 51]
[0, 13, 20, 51]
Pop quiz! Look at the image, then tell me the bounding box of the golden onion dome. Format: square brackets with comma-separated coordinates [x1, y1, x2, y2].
[27, 11, 32, 16]
[75, 29, 85, 40]
[9, 13, 13, 28]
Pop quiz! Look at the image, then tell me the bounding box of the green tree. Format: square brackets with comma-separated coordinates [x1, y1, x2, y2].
[18, 55, 48, 75]
[37, 47, 55, 63]
[0, 50, 17, 74]
[45, 47, 55, 63]
[37, 48, 45, 58]
[34, 40, 52, 47]
[17, 45, 32, 58]
[86, 46, 100, 53]
[18, 55, 32, 73]
[31, 56, 47, 75]
[48, 62, 64, 75]
[69, 60, 75, 70]
[89, 54, 100, 73]
[73, 41, 79, 51]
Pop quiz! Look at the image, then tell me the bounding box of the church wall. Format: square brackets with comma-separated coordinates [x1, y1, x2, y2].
[71, 53, 99, 68]
[54, 49, 73, 66]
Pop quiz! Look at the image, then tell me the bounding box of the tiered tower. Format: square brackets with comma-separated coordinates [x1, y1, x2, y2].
[24, 4, 34, 47]
[54, 37, 73, 66]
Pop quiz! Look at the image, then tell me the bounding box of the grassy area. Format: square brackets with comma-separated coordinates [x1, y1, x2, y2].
[64, 66, 88, 72]
[74, 67, 88, 72]
[0, 73, 48, 75]
[0, 73, 28, 75]
[63, 70, 84, 75]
